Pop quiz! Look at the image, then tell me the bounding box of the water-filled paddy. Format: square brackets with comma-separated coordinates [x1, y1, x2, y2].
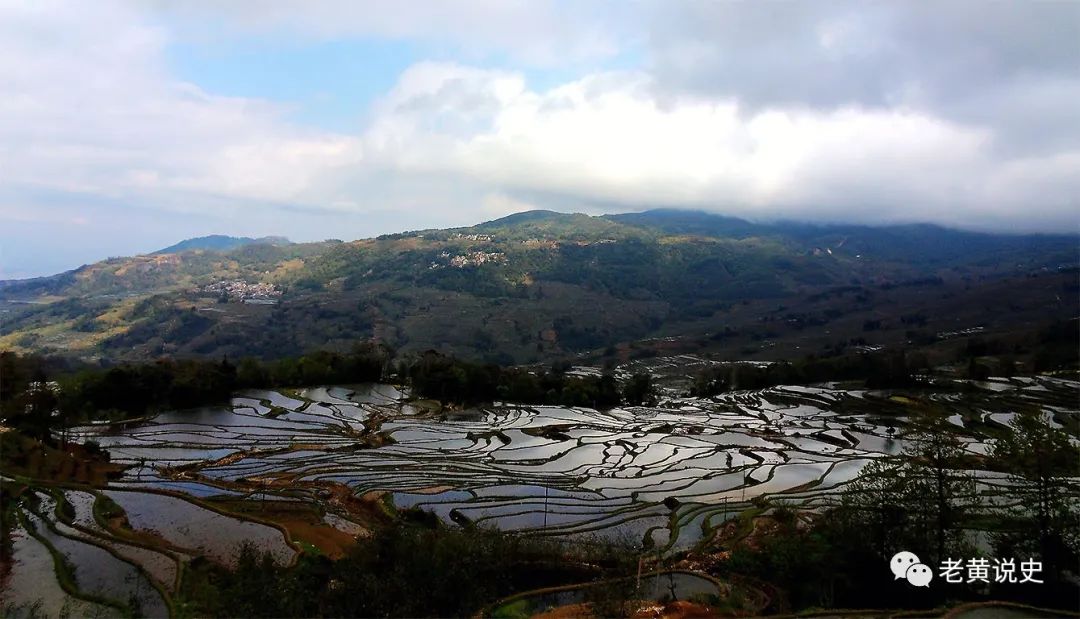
[102, 490, 295, 566]
[22, 510, 168, 618]
[57, 376, 1079, 554]
[1, 374, 1066, 616]
[0, 522, 121, 618]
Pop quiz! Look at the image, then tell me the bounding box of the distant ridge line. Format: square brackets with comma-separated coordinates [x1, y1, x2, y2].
[152, 235, 291, 255]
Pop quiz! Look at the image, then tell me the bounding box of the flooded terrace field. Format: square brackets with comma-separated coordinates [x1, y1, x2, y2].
[5, 372, 1077, 616]
[67, 375, 1079, 548]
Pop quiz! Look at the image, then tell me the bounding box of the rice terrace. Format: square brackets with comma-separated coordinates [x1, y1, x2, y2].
[3, 2, 1080, 615]
[3, 351, 1078, 617]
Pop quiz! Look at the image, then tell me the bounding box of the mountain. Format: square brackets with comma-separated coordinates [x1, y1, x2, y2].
[607, 209, 1075, 266]
[153, 235, 290, 255]
[605, 209, 763, 238]
[1, 210, 1075, 364]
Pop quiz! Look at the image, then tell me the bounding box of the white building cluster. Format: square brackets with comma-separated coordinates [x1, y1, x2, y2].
[429, 251, 507, 270]
[452, 233, 494, 242]
[201, 280, 282, 302]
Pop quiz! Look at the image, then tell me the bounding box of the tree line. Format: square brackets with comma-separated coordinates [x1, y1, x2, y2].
[399, 352, 656, 409]
[690, 350, 921, 395]
[0, 344, 390, 440]
[0, 346, 656, 442]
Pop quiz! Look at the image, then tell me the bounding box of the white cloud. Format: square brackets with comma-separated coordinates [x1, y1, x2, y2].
[0, 0, 359, 216]
[355, 63, 1077, 231]
[2, 0, 1078, 281]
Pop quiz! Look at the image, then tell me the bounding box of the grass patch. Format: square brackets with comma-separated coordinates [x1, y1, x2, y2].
[489, 598, 532, 618]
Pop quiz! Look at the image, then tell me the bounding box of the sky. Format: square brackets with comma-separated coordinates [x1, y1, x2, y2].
[1, 1, 1078, 279]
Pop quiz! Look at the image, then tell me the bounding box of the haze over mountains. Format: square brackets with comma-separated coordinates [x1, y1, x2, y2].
[1, 209, 1076, 364]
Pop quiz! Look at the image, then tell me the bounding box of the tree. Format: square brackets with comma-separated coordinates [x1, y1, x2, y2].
[836, 412, 974, 566]
[838, 459, 909, 559]
[990, 409, 1080, 582]
[622, 372, 656, 406]
[15, 368, 58, 441]
[237, 357, 269, 387]
[902, 412, 974, 563]
[595, 371, 621, 408]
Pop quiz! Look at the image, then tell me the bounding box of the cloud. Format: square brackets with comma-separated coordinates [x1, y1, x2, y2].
[0, 0, 358, 217]
[645, 1, 1080, 158]
[355, 62, 1077, 231]
[2, 1, 1078, 279]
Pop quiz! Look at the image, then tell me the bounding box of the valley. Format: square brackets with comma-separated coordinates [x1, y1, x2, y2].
[5, 3, 1078, 617]
[2, 210, 1078, 617]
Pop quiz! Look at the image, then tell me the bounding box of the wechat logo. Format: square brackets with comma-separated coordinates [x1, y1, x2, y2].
[891, 551, 933, 587]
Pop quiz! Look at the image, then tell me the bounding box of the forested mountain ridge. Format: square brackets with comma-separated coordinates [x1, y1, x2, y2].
[1, 209, 1076, 364]
[152, 234, 291, 255]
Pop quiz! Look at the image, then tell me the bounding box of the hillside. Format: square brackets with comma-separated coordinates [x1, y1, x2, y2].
[0, 209, 1076, 364]
[152, 234, 290, 255]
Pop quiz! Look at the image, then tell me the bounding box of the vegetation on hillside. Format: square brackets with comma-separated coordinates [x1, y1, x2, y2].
[2, 210, 1075, 364]
[689, 318, 1079, 395]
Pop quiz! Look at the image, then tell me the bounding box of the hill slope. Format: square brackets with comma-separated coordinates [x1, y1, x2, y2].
[1, 210, 1075, 363]
[153, 235, 290, 255]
